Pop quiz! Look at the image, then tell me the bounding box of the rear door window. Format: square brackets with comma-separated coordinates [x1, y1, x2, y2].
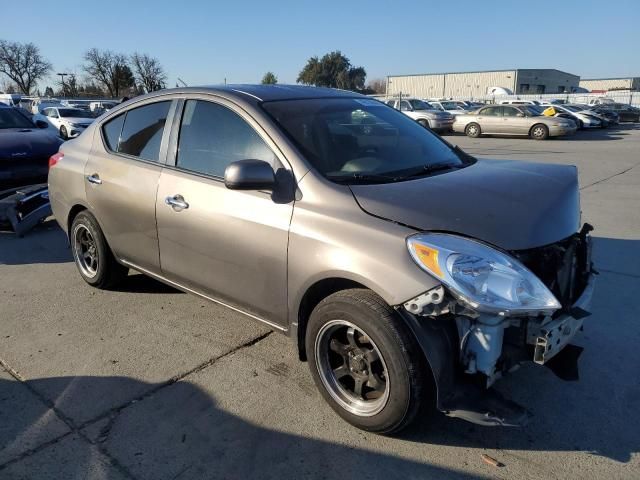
[480, 106, 503, 116]
[176, 99, 276, 178]
[117, 101, 171, 161]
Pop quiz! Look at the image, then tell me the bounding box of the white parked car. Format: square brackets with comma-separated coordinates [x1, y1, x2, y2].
[89, 101, 118, 114]
[428, 100, 469, 116]
[385, 98, 454, 132]
[33, 107, 96, 139]
[539, 104, 603, 129]
[497, 99, 541, 106]
[0, 93, 22, 107]
[32, 98, 62, 114]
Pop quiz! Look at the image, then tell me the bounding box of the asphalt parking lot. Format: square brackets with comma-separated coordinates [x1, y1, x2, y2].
[1, 125, 639, 479]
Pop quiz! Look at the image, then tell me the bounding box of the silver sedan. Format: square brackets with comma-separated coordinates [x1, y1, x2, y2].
[453, 105, 577, 140]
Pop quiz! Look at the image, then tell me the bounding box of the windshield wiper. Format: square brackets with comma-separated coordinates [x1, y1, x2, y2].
[327, 172, 399, 185]
[385, 162, 463, 180]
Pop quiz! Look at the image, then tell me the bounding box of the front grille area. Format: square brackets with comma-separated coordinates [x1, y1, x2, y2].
[513, 225, 593, 310]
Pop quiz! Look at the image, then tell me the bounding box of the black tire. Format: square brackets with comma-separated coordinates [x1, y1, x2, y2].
[70, 211, 128, 289]
[530, 123, 549, 140]
[306, 289, 429, 434]
[417, 119, 430, 129]
[60, 125, 68, 140]
[465, 122, 481, 138]
[577, 119, 584, 129]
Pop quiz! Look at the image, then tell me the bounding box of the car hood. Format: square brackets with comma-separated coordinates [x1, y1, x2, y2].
[0, 128, 63, 159]
[349, 159, 580, 251]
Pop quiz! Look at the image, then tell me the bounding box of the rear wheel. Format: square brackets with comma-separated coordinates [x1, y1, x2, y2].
[530, 123, 549, 140]
[71, 211, 128, 289]
[59, 125, 68, 140]
[306, 289, 430, 434]
[465, 122, 481, 138]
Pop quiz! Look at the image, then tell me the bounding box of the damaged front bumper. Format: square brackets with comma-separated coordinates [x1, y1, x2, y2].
[529, 273, 595, 365]
[398, 229, 596, 427]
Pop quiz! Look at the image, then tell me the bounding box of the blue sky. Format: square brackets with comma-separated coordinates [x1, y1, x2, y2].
[4, 0, 639, 90]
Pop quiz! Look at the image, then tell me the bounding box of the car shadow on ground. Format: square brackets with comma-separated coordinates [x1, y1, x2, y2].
[0, 375, 481, 479]
[0, 219, 72, 265]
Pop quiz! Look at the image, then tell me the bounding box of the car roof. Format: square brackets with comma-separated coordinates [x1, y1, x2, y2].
[142, 84, 365, 104]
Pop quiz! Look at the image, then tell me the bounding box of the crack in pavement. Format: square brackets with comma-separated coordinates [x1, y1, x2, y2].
[580, 161, 640, 190]
[0, 329, 273, 477]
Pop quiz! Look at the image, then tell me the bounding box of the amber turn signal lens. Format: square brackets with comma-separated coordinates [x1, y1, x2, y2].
[414, 244, 443, 278]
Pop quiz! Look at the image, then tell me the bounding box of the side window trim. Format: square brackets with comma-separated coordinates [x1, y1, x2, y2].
[99, 98, 177, 166]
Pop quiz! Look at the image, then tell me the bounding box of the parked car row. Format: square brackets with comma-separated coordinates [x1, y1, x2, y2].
[386, 96, 639, 140]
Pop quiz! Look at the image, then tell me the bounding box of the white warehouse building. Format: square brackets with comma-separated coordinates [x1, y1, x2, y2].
[579, 77, 640, 92]
[386, 69, 580, 99]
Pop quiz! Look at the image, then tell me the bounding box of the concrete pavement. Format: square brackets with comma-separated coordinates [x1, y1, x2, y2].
[1, 125, 639, 479]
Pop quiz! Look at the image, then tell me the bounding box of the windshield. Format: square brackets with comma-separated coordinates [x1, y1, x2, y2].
[440, 101, 459, 110]
[261, 98, 467, 183]
[0, 109, 34, 129]
[563, 105, 582, 112]
[408, 99, 433, 111]
[521, 105, 542, 116]
[58, 108, 93, 118]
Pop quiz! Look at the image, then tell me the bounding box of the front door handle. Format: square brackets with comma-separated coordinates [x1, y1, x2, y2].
[86, 173, 102, 185]
[165, 194, 189, 211]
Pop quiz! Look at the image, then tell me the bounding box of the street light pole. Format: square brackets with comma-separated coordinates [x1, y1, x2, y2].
[57, 72, 70, 97]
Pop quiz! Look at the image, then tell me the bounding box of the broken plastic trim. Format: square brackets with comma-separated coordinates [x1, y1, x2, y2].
[0, 183, 51, 236]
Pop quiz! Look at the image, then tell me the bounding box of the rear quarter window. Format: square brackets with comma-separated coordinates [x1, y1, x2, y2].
[118, 101, 171, 161]
[102, 114, 125, 151]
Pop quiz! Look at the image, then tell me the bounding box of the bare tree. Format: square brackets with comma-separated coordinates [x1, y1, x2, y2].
[131, 53, 167, 93]
[367, 78, 387, 94]
[83, 48, 133, 98]
[0, 40, 52, 94]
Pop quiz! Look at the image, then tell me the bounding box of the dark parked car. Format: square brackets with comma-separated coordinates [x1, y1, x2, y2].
[49, 85, 595, 433]
[0, 106, 63, 184]
[593, 103, 640, 122]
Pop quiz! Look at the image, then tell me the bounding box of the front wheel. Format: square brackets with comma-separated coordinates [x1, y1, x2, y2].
[59, 125, 68, 140]
[530, 123, 549, 140]
[306, 289, 430, 434]
[417, 119, 430, 129]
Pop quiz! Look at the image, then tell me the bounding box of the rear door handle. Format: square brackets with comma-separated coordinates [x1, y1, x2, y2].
[86, 174, 102, 185]
[165, 194, 189, 211]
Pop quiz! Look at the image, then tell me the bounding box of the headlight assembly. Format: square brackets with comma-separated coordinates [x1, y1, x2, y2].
[407, 233, 560, 315]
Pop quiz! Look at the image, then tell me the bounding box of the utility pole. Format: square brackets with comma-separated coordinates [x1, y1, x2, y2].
[57, 73, 70, 97]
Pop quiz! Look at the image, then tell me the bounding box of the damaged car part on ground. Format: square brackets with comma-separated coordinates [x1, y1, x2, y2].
[0, 184, 51, 236]
[48, 85, 596, 434]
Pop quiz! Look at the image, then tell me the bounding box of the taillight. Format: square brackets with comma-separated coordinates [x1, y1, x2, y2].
[49, 152, 64, 169]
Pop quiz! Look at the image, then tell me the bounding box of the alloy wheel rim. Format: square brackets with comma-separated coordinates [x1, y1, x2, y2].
[73, 224, 99, 278]
[533, 127, 544, 137]
[468, 125, 477, 135]
[315, 320, 390, 416]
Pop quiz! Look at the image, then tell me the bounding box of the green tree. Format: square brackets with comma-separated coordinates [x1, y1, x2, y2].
[297, 51, 366, 91]
[261, 71, 278, 84]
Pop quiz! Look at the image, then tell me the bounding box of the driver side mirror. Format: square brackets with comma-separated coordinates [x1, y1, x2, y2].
[224, 159, 275, 191]
[35, 120, 49, 129]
